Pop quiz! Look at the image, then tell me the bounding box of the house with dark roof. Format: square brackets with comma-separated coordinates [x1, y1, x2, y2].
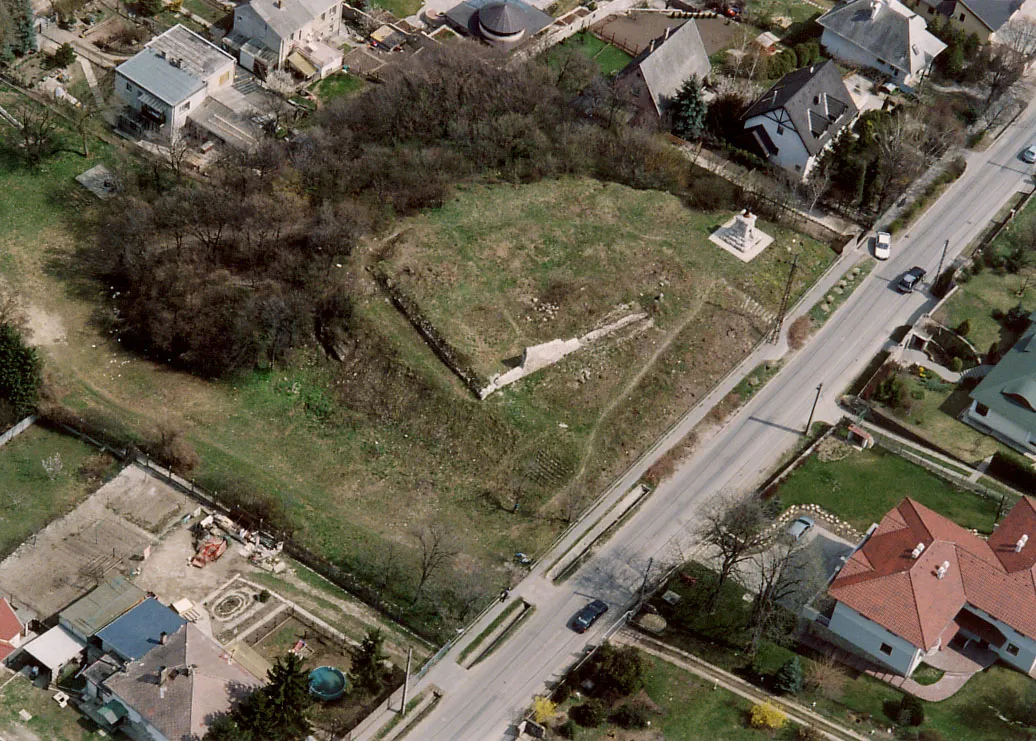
[742, 60, 859, 179]
[964, 312, 1036, 452]
[827, 497, 1036, 677]
[902, 0, 1025, 40]
[59, 576, 146, 644]
[81, 623, 261, 741]
[818, 0, 947, 91]
[444, 0, 552, 47]
[115, 25, 237, 143]
[612, 21, 711, 128]
[95, 598, 187, 662]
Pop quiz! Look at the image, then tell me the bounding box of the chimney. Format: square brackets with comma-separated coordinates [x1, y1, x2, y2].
[910, 543, 925, 559]
[648, 40, 655, 53]
[158, 666, 169, 687]
[159, 632, 168, 645]
[936, 561, 950, 580]
[870, 0, 882, 18]
[664, 26, 671, 40]
[1017, 534, 1030, 553]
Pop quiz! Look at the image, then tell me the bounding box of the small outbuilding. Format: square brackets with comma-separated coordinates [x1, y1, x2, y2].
[20, 626, 85, 683]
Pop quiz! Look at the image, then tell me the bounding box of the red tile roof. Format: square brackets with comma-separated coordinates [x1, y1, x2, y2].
[0, 599, 22, 643]
[829, 497, 1036, 650]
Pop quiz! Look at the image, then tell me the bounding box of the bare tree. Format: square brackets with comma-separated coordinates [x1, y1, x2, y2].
[805, 651, 849, 699]
[873, 114, 924, 212]
[983, 46, 1026, 112]
[16, 103, 58, 166]
[696, 494, 769, 612]
[804, 162, 833, 214]
[997, 17, 1036, 61]
[550, 45, 598, 96]
[412, 524, 457, 604]
[65, 99, 100, 158]
[746, 539, 823, 654]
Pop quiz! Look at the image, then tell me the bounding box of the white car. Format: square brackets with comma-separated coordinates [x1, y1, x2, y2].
[874, 231, 892, 260]
[1023, 145, 1036, 164]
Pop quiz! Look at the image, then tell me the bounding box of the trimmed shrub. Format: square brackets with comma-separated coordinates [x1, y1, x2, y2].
[570, 699, 605, 728]
[989, 451, 1036, 491]
[955, 318, 971, 337]
[949, 357, 963, 373]
[896, 695, 925, 726]
[610, 702, 648, 729]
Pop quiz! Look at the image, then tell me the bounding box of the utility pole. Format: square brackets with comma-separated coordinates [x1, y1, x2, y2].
[636, 557, 654, 610]
[769, 254, 799, 344]
[805, 382, 823, 435]
[933, 239, 949, 290]
[400, 647, 413, 715]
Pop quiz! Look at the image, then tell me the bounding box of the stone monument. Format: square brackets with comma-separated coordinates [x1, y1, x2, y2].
[709, 209, 774, 262]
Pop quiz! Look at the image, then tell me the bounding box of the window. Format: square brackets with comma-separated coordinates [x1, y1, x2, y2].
[777, 125, 785, 136]
[960, 12, 965, 20]
[1007, 643, 1020, 656]
[879, 643, 893, 656]
[975, 403, 989, 416]
[181, 101, 190, 112]
[321, 11, 326, 19]
[125, 81, 132, 90]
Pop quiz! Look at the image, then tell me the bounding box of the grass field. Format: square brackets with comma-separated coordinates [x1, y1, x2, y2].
[775, 443, 999, 533]
[546, 31, 633, 77]
[0, 80, 837, 640]
[0, 424, 118, 558]
[311, 73, 365, 103]
[934, 269, 1033, 354]
[567, 653, 798, 740]
[0, 675, 105, 740]
[181, 0, 227, 24]
[368, 0, 421, 18]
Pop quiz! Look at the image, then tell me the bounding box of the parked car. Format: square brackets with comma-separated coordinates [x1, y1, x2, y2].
[1022, 145, 1036, 164]
[572, 599, 609, 633]
[787, 516, 815, 541]
[874, 231, 892, 260]
[897, 266, 927, 293]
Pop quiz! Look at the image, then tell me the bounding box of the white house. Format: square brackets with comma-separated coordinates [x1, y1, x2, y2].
[964, 315, 1036, 454]
[826, 497, 1036, 677]
[115, 25, 236, 143]
[228, 0, 343, 78]
[818, 0, 947, 91]
[742, 60, 858, 179]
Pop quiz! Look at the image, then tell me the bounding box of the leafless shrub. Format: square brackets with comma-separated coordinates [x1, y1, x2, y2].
[787, 315, 813, 351]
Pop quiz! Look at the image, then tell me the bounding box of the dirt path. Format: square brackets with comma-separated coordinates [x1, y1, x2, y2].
[570, 280, 716, 483]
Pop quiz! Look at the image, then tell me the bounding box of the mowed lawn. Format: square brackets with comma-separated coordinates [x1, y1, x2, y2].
[0, 676, 106, 740]
[311, 72, 365, 104]
[776, 444, 999, 533]
[547, 31, 633, 77]
[367, 0, 421, 18]
[385, 177, 834, 377]
[934, 269, 1033, 353]
[569, 653, 797, 740]
[0, 424, 116, 558]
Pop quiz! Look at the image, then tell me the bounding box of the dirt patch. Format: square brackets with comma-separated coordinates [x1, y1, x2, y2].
[23, 303, 66, 346]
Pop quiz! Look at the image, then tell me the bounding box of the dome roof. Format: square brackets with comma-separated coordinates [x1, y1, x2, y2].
[478, 1, 526, 36]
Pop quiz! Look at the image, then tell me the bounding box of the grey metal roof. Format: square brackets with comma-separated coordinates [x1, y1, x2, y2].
[817, 0, 946, 77]
[479, 1, 526, 35]
[742, 60, 858, 156]
[445, 0, 551, 38]
[245, 0, 338, 41]
[117, 50, 206, 106]
[969, 314, 1036, 433]
[59, 576, 146, 639]
[148, 25, 234, 81]
[636, 20, 711, 117]
[959, 0, 1022, 30]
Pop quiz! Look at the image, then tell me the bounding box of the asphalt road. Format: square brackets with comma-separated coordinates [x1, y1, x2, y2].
[371, 102, 1036, 741]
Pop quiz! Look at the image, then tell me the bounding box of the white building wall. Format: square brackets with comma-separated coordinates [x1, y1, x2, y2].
[234, 5, 286, 62]
[743, 112, 814, 176]
[829, 601, 924, 675]
[115, 72, 207, 141]
[820, 28, 911, 87]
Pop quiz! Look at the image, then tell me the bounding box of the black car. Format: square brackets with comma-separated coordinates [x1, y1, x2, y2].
[572, 599, 609, 633]
[898, 266, 926, 293]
